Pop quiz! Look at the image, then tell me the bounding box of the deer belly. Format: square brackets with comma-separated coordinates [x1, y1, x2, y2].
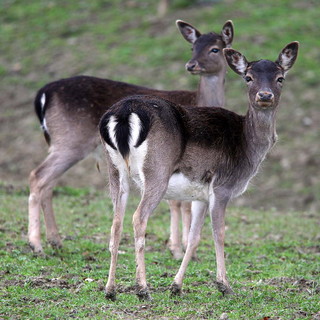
[165, 173, 209, 202]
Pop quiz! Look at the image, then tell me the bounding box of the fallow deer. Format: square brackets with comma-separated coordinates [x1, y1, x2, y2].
[168, 20, 233, 260]
[28, 20, 234, 254]
[99, 42, 299, 300]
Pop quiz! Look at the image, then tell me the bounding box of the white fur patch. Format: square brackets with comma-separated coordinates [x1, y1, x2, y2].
[107, 115, 118, 149]
[40, 93, 49, 133]
[185, 26, 198, 44]
[128, 113, 142, 148]
[279, 51, 292, 74]
[129, 140, 148, 188]
[236, 56, 247, 74]
[165, 173, 209, 202]
[40, 93, 46, 110]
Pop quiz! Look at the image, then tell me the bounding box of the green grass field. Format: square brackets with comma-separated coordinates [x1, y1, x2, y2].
[0, 186, 319, 319]
[0, 0, 320, 319]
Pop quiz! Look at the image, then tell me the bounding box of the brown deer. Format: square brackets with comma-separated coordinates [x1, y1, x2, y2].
[99, 42, 299, 300]
[28, 20, 234, 254]
[168, 20, 233, 260]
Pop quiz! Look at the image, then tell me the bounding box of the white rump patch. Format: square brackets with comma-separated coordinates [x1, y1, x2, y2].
[105, 112, 148, 190]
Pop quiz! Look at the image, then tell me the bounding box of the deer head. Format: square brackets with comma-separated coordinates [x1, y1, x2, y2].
[176, 20, 234, 75]
[224, 42, 299, 110]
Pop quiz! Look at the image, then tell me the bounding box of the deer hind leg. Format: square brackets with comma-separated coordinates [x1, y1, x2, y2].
[28, 149, 87, 253]
[171, 201, 207, 296]
[133, 178, 170, 301]
[105, 166, 129, 301]
[168, 200, 184, 260]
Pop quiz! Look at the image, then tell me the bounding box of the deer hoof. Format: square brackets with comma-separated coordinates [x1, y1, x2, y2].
[171, 249, 184, 260]
[215, 281, 235, 296]
[136, 286, 152, 301]
[48, 236, 63, 249]
[168, 243, 184, 260]
[29, 242, 44, 255]
[105, 289, 117, 301]
[170, 282, 182, 296]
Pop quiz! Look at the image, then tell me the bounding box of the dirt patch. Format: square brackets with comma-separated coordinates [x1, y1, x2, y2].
[2, 275, 81, 290]
[265, 277, 320, 294]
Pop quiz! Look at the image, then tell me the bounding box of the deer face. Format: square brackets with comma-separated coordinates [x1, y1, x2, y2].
[244, 60, 285, 109]
[176, 20, 234, 75]
[223, 42, 299, 110]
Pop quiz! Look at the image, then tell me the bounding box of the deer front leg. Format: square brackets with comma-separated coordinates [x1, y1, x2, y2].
[168, 200, 184, 260]
[210, 193, 234, 295]
[181, 201, 200, 260]
[171, 201, 207, 296]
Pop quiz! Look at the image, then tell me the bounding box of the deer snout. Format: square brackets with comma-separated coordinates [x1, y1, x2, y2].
[257, 91, 274, 102]
[255, 90, 275, 108]
[185, 60, 201, 73]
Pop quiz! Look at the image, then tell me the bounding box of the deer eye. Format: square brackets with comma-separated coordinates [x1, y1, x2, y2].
[277, 77, 285, 83]
[210, 48, 219, 53]
[245, 76, 253, 83]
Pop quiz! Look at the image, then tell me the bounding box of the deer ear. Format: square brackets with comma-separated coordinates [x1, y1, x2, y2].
[176, 20, 201, 44]
[223, 48, 248, 76]
[221, 20, 234, 48]
[275, 41, 299, 74]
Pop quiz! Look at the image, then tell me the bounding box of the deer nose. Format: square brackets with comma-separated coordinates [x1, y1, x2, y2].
[257, 91, 274, 102]
[185, 60, 198, 72]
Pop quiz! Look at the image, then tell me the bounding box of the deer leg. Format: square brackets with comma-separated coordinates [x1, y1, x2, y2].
[28, 150, 87, 253]
[168, 200, 184, 260]
[41, 184, 61, 249]
[181, 201, 199, 261]
[105, 166, 129, 301]
[209, 193, 234, 295]
[171, 201, 207, 296]
[133, 181, 169, 301]
[181, 201, 191, 251]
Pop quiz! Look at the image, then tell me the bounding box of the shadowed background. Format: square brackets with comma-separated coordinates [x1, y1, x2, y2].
[0, 0, 319, 212]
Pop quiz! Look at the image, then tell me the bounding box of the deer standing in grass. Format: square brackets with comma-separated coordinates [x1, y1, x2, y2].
[169, 20, 233, 259]
[99, 42, 299, 300]
[28, 20, 233, 254]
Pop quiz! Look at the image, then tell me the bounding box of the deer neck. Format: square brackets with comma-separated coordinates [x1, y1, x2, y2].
[244, 105, 278, 159]
[196, 72, 225, 107]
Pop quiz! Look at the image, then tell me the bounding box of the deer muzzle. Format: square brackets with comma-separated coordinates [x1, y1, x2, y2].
[185, 60, 203, 74]
[255, 90, 274, 107]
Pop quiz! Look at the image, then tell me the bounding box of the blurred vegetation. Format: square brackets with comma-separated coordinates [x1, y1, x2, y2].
[0, 0, 319, 211]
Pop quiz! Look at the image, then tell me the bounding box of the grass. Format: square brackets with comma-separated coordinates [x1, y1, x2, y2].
[0, 0, 320, 319]
[0, 185, 319, 319]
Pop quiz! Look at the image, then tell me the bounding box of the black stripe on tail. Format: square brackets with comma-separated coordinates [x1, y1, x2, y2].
[99, 99, 151, 160]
